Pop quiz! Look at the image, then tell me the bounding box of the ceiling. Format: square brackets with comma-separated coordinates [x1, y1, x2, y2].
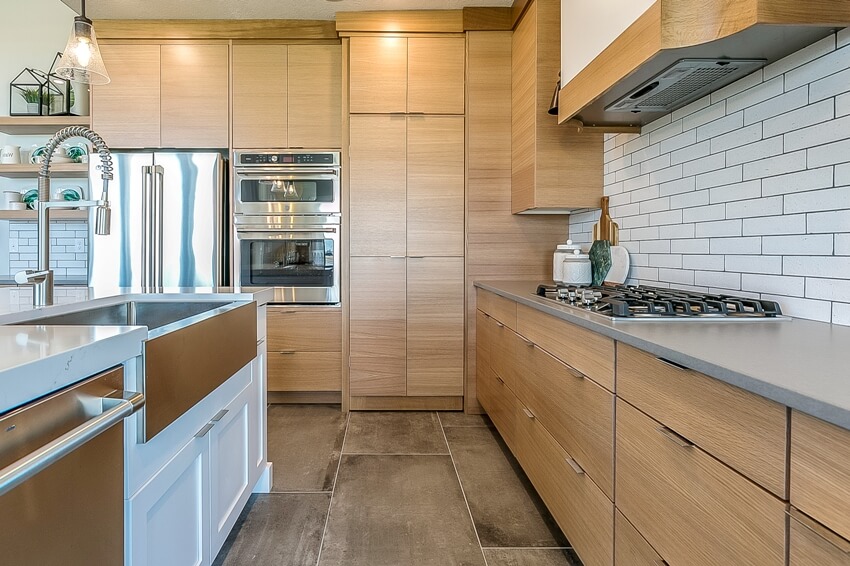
[61, 0, 513, 20]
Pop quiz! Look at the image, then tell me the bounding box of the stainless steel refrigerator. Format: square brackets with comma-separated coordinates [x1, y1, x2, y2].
[88, 152, 226, 288]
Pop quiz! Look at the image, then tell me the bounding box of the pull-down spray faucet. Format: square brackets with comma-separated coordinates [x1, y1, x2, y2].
[14, 126, 114, 307]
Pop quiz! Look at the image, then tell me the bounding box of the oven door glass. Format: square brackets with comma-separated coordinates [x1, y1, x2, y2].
[239, 233, 335, 287]
[238, 174, 336, 204]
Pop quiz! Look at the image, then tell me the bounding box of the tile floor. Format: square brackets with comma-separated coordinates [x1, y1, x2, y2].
[214, 406, 582, 566]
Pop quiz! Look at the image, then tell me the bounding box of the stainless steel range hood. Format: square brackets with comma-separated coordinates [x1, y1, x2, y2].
[558, 0, 850, 128]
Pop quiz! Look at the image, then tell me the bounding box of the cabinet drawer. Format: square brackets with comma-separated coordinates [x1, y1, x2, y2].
[489, 317, 527, 392]
[267, 307, 342, 352]
[516, 304, 614, 391]
[617, 343, 787, 497]
[268, 352, 341, 392]
[616, 400, 785, 566]
[791, 410, 850, 540]
[477, 357, 517, 453]
[476, 289, 517, 330]
[615, 510, 664, 566]
[515, 399, 613, 566]
[790, 508, 850, 566]
[518, 344, 614, 499]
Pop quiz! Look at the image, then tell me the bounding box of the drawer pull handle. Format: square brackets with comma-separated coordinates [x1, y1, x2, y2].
[495, 321, 505, 328]
[279, 351, 296, 355]
[522, 407, 535, 419]
[495, 375, 505, 385]
[655, 561, 670, 566]
[656, 357, 690, 371]
[565, 457, 585, 475]
[657, 426, 694, 448]
[519, 336, 534, 347]
[194, 423, 215, 438]
[564, 363, 585, 380]
[211, 409, 229, 422]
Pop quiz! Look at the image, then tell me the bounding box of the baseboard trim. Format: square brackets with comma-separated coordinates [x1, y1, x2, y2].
[268, 391, 342, 404]
[350, 396, 464, 411]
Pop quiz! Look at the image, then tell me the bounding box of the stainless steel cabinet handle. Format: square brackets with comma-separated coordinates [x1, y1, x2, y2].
[0, 391, 144, 497]
[194, 423, 215, 438]
[519, 336, 534, 347]
[389, 256, 405, 259]
[522, 407, 535, 419]
[657, 426, 694, 448]
[495, 321, 505, 328]
[210, 409, 229, 422]
[565, 457, 585, 475]
[656, 357, 690, 371]
[563, 363, 585, 380]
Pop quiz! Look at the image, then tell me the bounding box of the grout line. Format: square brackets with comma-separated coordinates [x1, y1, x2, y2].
[315, 410, 351, 566]
[437, 412, 490, 566]
[340, 452, 452, 456]
[266, 490, 334, 495]
[479, 546, 575, 550]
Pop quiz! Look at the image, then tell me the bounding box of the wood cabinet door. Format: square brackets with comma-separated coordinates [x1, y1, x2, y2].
[349, 115, 407, 256]
[350, 257, 406, 396]
[406, 257, 464, 396]
[406, 116, 465, 256]
[232, 44, 287, 149]
[349, 36, 407, 113]
[92, 44, 161, 148]
[161, 44, 229, 148]
[407, 37, 465, 114]
[288, 45, 342, 148]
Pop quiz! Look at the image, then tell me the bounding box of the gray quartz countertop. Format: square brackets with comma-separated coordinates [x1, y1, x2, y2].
[475, 280, 850, 430]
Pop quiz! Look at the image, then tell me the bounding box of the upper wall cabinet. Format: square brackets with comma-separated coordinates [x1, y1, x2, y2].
[232, 44, 342, 149]
[558, 0, 850, 127]
[93, 43, 229, 149]
[349, 36, 465, 114]
[512, 0, 603, 214]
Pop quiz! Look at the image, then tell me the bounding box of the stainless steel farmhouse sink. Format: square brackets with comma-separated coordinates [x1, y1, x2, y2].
[15, 299, 257, 441]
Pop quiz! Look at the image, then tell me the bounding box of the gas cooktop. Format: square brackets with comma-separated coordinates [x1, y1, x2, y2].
[535, 284, 786, 321]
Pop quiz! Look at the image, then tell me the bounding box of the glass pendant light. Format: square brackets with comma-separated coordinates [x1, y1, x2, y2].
[55, 0, 110, 85]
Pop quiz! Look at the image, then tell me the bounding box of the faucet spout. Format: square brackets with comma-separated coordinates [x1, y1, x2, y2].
[17, 126, 115, 307]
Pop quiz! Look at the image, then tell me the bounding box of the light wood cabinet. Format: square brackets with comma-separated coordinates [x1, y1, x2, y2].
[791, 410, 850, 541]
[789, 508, 850, 566]
[616, 399, 785, 566]
[93, 43, 229, 149]
[266, 307, 342, 393]
[511, 0, 603, 213]
[406, 257, 464, 397]
[618, 343, 787, 497]
[476, 289, 517, 330]
[92, 44, 161, 148]
[349, 257, 407, 396]
[232, 44, 342, 149]
[349, 36, 464, 114]
[615, 510, 665, 565]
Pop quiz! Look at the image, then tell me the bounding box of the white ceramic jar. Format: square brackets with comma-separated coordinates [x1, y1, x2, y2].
[562, 249, 592, 285]
[553, 240, 583, 283]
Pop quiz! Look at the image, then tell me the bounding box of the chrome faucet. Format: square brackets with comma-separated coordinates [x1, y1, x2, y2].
[15, 126, 114, 307]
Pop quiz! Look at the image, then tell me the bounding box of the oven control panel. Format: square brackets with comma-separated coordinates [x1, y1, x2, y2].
[237, 152, 338, 166]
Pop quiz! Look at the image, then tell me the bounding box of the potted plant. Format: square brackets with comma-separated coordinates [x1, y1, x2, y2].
[19, 87, 41, 114]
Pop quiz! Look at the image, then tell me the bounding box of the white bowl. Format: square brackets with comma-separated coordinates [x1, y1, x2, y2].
[7, 202, 27, 210]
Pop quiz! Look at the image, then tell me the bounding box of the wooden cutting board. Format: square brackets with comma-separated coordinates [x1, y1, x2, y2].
[592, 196, 619, 245]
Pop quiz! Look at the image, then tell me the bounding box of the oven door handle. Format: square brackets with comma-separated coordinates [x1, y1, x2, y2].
[236, 228, 338, 234]
[0, 391, 145, 497]
[235, 169, 338, 178]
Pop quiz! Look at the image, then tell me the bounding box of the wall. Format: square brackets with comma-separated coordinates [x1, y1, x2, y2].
[0, 0, 85, 283]
[569, 29, 850, 325]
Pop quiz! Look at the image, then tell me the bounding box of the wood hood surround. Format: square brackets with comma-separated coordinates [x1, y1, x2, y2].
[558, 0, 850, 128]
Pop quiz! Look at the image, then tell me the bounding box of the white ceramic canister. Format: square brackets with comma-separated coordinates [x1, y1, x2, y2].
[562, 248, 593, 285]
[553, 240, 583, 283]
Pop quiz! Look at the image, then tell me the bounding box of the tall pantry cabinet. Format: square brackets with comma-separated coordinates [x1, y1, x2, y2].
[346, 35, 466, 408]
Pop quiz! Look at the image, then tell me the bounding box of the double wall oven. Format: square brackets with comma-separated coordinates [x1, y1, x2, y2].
[233, 151, 340, 304]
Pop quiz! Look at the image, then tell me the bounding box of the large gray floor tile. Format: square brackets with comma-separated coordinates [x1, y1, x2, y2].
[267, 404, 347, 492]
[318, 455, 486, 566]
[214, 493, 330, 566]
[439, 411, 493, 428]
[343, 411, 448, 454]
[483, 549, 582, 566]
[445, 426, 568, 548]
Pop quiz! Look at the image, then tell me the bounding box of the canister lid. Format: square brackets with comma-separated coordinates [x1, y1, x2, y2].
[556, 239, 583, 252]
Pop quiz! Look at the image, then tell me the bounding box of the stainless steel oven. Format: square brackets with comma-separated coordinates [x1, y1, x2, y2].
[233, 150, 340, 216]
[234, 215, 340, 304]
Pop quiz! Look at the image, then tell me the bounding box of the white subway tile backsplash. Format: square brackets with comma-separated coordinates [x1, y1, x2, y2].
[743, 214, 807, 236]
[836, 234, 850, 255]
[649, 120, 684, 145]
[766, 294, 833, 321]
[603, 135, 617, 152]
[695, 219, 742, 238]
[806, 277, 850, 302]
[640, 239, 672, 254]
[764, 34, 836, 80]
[695, 270, 741, 290]
[763, 99, 835, 138]
[650, 164, 685, 185]
[839, 27, 850, 48]
[682, 152, 726, 177]
[657, 268, 695, 285]
[630, 185, 660, 203]
[648, 254, 683, 268]
[607, 154, 632, 172]
[726, 136, 784, 166]
[615, 163, 643, 182]
[807, 138, 850, 168]
[630, 226, 660, 240]
[710, 122, 762, 153]
[639, 153, 670, 174]
[833, 302, 850, 325]
[670, 239, 711, 254]
[659, 129, 698, 155]
[742, 150, 806, 181]
[682, 254, 725, 271]
[709, 237, 762, 254]
[696, 165, 743, 190]
[672, 95, 711, 122]
[744, 86, 808, 125]
[762, 234, 833, 255]
[683, 100, 726, 132]
[632, 144, 662, 166]
[807, 210, 850, 233]
[725, 255, 783, 275]
[786, 45, 850, 91]
[837, 163, 850, 185]
[659, 176, 695, 196]
[659, 223, 696, 240]
[623, 135, 650, 155]
[604, 181, 625, 195]
[837, 92, 850, 117]
[811, 67, 850, 102]
[622, 174, 651, 192]
[742, 274, 805, 296]
[604, 145, 624, 163]
[762, 167, 834, 196]
[784, 186, 850, 214]
[711, 69, 763, 104]
[709, 179, 762, 204]
[609, 192, 632, 207]
[649, 209, 683, 225]
[683, 203, 726, 223]
[726, 196, 784, 219]
[786, 114, 850, 152]
[697, 112, 744, 142]
[613, 203, 641, 218]
[630, 266, 659, 280]
[670, 189, 710, 210]
[727, 76, 784, 114]
[784, 256, 850, 278]
[613, 133, 640, 148]
[639, 197, 671, 214]
[670, 140, 710, 166]
[642, 114, 672, 134]
[621, 214, 650, 229]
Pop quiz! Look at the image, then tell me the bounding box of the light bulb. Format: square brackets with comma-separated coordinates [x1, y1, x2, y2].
[74, 38, 92, 67]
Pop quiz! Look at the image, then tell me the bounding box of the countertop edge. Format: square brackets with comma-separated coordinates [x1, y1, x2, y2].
[475, 280, 850, 431]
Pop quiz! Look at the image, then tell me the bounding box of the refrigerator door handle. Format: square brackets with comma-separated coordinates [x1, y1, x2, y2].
[141, 166, 152, 288]
[153, 165, 165, 288]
